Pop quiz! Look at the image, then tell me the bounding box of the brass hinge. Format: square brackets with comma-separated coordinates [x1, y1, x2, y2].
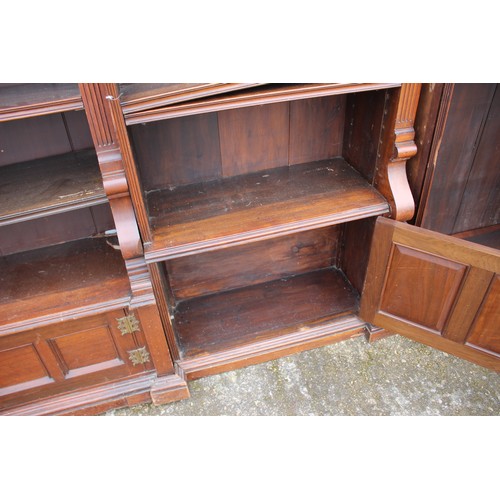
[128, 347, 150, 366]
[117, 313, 140, 336]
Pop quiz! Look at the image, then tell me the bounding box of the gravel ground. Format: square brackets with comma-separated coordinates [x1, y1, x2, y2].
[103, 335, 500, 416]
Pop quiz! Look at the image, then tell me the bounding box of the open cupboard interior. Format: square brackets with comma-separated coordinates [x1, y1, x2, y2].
[1, 82, 498, 415]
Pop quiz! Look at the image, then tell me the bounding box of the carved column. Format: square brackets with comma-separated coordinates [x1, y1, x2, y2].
[79, 84, 189, 402]
[375, 83, 422, 221]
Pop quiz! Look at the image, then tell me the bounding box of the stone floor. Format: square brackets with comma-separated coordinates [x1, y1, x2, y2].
[103, 335, 500, 416]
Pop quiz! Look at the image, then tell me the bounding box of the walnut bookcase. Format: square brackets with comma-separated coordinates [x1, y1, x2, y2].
[0, 84, 188, 415]
[4, 83, 496, 415]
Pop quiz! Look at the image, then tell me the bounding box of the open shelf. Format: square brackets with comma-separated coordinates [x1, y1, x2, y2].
[0, 83, 83, 121]
[174, 267, 359, 359]
[119, 83, 263, 114]
[124, 83, 401, 125]
[0, 149, 107, 226]
[0, 238, 131, 335]
[145, 158, 390, 261]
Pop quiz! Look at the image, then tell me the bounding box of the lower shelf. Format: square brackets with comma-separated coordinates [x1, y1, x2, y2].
[174, 268, 360, 359]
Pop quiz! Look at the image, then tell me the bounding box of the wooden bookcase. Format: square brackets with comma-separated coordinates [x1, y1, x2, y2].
[0, 84, 188, 415]
[2, 82, 498, 415]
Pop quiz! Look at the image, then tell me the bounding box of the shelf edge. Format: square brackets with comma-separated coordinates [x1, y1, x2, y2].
[145, 203, 390, 263]
[176, 314, 366, 380]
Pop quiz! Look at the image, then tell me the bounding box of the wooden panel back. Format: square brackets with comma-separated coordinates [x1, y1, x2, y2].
[130, 96, 349, 192]
[453, 85, 500, 233]
[218, 102, 289, 176]
[129, 113, 222, 191]
[420, 84, 496, 233]
[342, 89, 388, 182]
[0, 114, 71, 166]
[289, 95, 345, 165]
[165, 226, 341, 301]
[0, 111, 94, 167]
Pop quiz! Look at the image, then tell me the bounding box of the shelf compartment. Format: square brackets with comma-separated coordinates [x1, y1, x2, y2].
[125, 83, 401, 125]
[0, 238, 131, 335]
[119, 83, 263, 114]
[0, 149, 107, 226]
[0, 84, 83, 121]
[145, 158, 390, 261]
[174, 267, 359, 359]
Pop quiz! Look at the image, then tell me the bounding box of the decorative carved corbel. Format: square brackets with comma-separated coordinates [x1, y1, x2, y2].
[375, 83, 422, 221]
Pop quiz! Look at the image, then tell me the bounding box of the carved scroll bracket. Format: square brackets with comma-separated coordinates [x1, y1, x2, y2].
[79, 83, 143, 262]
[375, 84, 422, 222]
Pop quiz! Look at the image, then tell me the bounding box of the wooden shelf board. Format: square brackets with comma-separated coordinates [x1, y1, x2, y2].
[0, 83, 83, 121]
[145, 158, 389, 261]
[119, 83, 263, 114]
[0, 239, 131, 335]
[174, 267, 359, 359]
[125, 83, 401, 125]
[0, 149, 107, 226]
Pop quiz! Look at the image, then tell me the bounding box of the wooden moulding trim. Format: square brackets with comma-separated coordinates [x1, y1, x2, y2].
[149, 373, 190, 405]
[125, 83, 402, 125]
[0, 296, 132, 338]
[120, 83, 264, 114]
[176, 314, 366, 380]
[0, 99, 84, 122]
[0, 372, 157, 416]
[104, 84, 153, 243]
[145, 203, 390, 262]
[373, 313, 500, 372]
[0, 196, 109, 226]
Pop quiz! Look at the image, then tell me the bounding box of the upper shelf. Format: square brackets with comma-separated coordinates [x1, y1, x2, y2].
[0, 238, 131, 336]
[0, 84, 83, 122]
[0, 149, 107, 226]
[145, 157, 390, 262]
[124, 83, 401, 125]
[119, 83, 263, 114]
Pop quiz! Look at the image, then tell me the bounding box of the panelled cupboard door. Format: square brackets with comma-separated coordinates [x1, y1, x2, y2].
[360, 217, 500, 371]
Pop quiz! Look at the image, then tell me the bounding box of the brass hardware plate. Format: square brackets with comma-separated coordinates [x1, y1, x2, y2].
[128, 347, 150, 366]
[117, 313, 140, 336]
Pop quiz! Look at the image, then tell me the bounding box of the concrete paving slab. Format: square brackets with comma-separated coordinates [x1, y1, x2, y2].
[103, 335, 500, 416]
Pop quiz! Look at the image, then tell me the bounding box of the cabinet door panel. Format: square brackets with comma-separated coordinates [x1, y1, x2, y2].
[361, 217, 500, 370]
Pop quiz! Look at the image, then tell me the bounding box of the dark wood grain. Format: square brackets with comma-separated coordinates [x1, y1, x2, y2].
[419, 84, 497, 233]
[218, 102, 289, 176]
[0, 149, 106, 225]
[380, 244, 467, 332]
[166, 226, 341, 300]
[63, 109, 94, 151]
[130, 113, 222, 190]
[146, 158, 389, 261]
[289, 95, 345, 165]
[174, 268, 359, 358]
[453, 85, 500, 233]
[0, 239, 130, 334]
[0, 83, 82, 121]
[342, 88, 387, 182]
